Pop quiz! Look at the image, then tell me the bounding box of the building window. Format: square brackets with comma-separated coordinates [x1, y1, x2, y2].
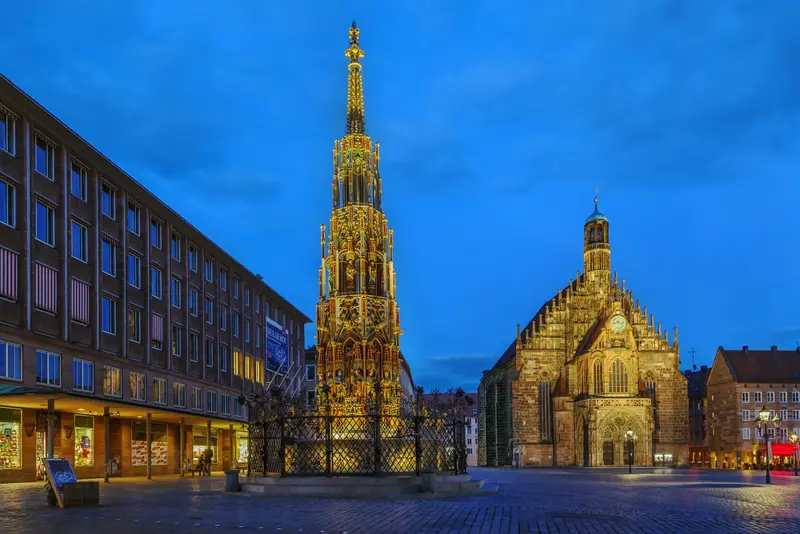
[128, 306, 141, 342]
[35, 200, 55, 246]
[172, 325, 182, 356]
[0, 341, 22, 380]
[306, 364, 316, 382]
[792, 410, 800, 421]
[204, 258, 214, 282]
[35, 350, 61, 387]
[609, 360, 628, 393]
[174, 382, 186, 408]
[191, 387, 202, 411]
[219, 268, 228, 290]
[767, 391, 775, 403]
[151, 313, 164, 351]
[780, 391, 788, 404]
[780, 427, 789, 441]
[305, 390, 316, 406]
[780, 409, 788, 421]
[233, 399, 242, 418]
[255, 325, 261, 347]
[70, 163, 88, 201]
[754, 391, 762, 403]
[220, 345, 229, 372]
[205, 296, 214, 324]
[770, 409, 776, 420]
[0, 110, 16, 155]
[220, 305, 228, 331]
[233, 350, 242, 377]
[794, 391, 800, 403]
[254, 294, 260, 313]
[153, 377, 167, 405]
[221, 394, 231, 415]
[190, 333, 199, 363]
[151, 266, 163, 299]
[151, 219, 163, 249]
[101, 238, 116, 276]
[103, 366, 122, 397]
[171, 277, 182, 308]
[127, 253, 141, 288]
[101, 296, 117, 335]
[255, 359, 264, 385]
[72, 359, 94, 393]
[207, 391, 218, 413]
[128, 203, 140, 235]
[539, 382, 552, 441]
[245, 320, 251, 342]
[189, 287, 199, 316]
[171, 234, 181, 261]
[767, 427, 776, 439]
[244, 355, 252, 381]
[35, 137, 55, 179]
[233, 277, 240, 299]
[130, 372, 146, 402]
[742, 391, 750, 404]
[101, 183, 115, 219]
[233, 313, 240, 337]
[0, 180, 15, 227]
[71, 220, 88, 262]
[593, 360, 603, 394]
[244, 286, 251, 306]
[188, 245, 198, 272]
[742, 410, 750, 421]
[206, 339, 215, 367]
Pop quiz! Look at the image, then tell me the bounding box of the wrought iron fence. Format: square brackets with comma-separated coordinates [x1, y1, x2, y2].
[243, 388, 469, 477]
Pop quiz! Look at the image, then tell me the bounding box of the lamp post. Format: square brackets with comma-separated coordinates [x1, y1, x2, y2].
[625, 430, 637, 474]
[790, 433, 799, 477]
[755, 405, 781, 484]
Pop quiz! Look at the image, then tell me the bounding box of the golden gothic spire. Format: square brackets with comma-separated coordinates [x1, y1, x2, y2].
[345, 21, 366, 135]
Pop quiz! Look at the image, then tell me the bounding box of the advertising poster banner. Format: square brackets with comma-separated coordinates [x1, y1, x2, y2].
[266, 317, 289, 375]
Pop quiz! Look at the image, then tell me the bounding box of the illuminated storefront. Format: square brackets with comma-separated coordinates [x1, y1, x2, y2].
[192, 426, 218, 466]
[236, 430, 249, 467]
[73, 415, 94, 468]
[0, 408, 21, 470]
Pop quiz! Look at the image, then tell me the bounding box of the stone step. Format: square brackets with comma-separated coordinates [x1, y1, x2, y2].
[246, 473, 472, 486]
[435, 479, 485, 492]
[242, 482, 420, 496]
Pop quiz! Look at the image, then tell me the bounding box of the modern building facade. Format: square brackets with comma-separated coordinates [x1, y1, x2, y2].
[0, 74, 310, 482]
[706, 346, 800, 469]
[479, 200, 689, 468]
[314, 23, 406, 417]
[684, 365, 710, 466]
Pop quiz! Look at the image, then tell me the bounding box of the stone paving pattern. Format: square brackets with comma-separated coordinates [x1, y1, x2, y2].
[3, 467, 800, 533]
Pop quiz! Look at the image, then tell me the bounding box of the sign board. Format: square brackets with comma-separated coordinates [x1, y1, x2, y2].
[43, 458, 77, 509]
[266, 317, 289, 375]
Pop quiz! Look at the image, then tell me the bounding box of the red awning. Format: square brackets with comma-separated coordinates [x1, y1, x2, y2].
[760, 443, 798, 456]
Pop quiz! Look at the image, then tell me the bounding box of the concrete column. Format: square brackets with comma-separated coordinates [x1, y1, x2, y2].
[146, 413, 152, 480]
[229, 424, 235, 470]
[179, 418, 185, 477]
[207, 420, 212, 473]
[46, 399, 55, 458]
[104, 407, 110, 483]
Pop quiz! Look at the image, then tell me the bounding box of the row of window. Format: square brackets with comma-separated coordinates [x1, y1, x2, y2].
[741, 427, 800, 441]
[742, 409, 800, 422]
[741, 391, 800, 404]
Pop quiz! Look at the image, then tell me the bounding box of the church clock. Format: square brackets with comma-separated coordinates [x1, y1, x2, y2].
[610, 315, 627, 332]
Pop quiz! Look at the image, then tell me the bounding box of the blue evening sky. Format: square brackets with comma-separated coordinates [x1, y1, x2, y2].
[3, 1, 799, 392]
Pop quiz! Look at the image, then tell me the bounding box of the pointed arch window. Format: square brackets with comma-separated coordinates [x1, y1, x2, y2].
[593, 360, 603, 394]
[609, 359, 628, 393]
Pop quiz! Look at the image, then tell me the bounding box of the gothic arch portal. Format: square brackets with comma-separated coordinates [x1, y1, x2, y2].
[593, 410, 650, 467]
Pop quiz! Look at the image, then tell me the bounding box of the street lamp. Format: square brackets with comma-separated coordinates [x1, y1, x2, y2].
[755, 405, 781, 484]
[625, 430, 637, 474]
[790, 433, 799, 477]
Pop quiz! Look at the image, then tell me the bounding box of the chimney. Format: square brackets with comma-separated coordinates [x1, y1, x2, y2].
[701, 365, 708, 371]
[742, 346, 749, 353]
[771, 346, 778, 353]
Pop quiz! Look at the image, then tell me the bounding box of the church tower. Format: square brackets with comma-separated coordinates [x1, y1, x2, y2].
[583, 197, 611, 291]
[315, 22, 404, 416]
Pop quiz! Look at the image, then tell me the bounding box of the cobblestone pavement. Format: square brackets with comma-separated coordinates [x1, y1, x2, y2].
[3, 468, 800, 533]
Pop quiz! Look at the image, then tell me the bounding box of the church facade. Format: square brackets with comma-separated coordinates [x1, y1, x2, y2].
[478, 202, 688, 468]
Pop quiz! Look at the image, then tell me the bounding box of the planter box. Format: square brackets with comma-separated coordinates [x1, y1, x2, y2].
[61, 481, 100, 506]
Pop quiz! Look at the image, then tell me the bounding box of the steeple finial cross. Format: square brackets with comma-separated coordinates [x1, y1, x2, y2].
[346, 21, 364, 65]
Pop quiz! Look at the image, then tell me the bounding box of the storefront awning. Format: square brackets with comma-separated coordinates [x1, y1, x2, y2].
[760, 443, 798, 456]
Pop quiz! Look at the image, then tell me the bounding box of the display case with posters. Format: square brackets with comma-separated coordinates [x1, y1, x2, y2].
[74, 415, 94, 467]
[237, 432, 248, 465]
[131, 421, 169, 466]
[0, 408, 21, 469]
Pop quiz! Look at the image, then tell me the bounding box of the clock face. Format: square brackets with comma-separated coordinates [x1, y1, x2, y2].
[610, 315, 627, 332]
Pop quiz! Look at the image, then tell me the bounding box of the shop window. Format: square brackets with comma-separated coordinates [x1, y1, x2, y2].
[237, 430, 248, 464]
[74, 415, 94, 467]
[192, 426, 217, 466]
[131, 421, 168, 466]
[0, 407, 21, 469]
[0, 340, 22, 380]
